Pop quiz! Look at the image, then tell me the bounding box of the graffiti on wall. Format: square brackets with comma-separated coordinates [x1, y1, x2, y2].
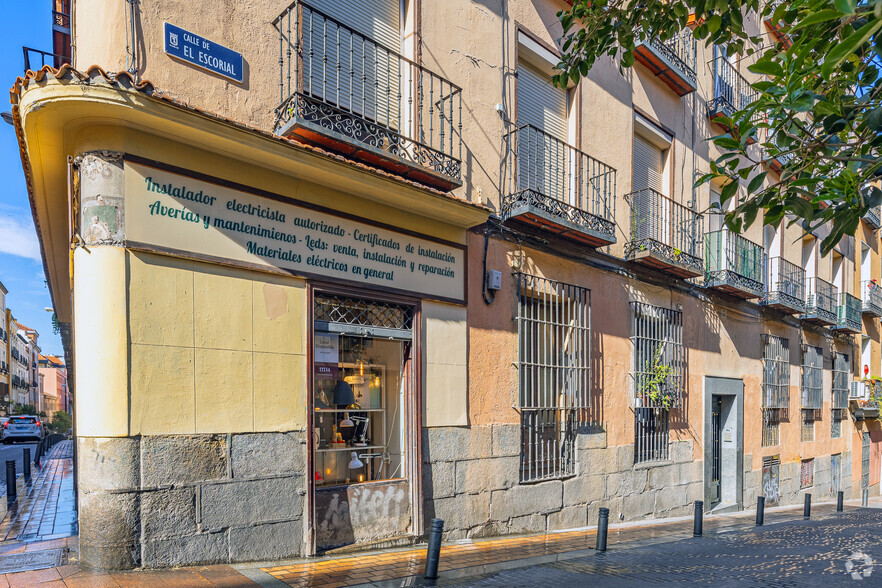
[316, 481, 411, 550]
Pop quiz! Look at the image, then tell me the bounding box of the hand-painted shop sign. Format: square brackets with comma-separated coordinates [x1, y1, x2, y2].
[163, 22, 243, 83]
[124, 160, 466, 303]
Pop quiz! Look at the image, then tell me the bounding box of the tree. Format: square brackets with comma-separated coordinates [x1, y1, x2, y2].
[554, 0, 882, 254]
[12, 404, 38, 416]
[48, 411, 72, 435]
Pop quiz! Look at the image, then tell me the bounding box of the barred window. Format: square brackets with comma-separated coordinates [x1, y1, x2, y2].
[800, 458, 814, 489]
[801, 346, 823, 409]
[631, 302, 683, 463]
[762, 335, 789, 447]
[517, 274, 590, 482]
[801, 409, 818, 442]
[832, 353, 849, 410]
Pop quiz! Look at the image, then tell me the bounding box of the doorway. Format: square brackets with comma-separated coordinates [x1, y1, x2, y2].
[310, 291, 417, 553]
[704, 377, 743, 512]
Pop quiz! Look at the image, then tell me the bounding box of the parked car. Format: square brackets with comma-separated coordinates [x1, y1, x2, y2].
[2, 416, 44, 443]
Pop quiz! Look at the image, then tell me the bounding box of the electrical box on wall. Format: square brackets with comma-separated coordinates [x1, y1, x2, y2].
[486, 270, 502, 291]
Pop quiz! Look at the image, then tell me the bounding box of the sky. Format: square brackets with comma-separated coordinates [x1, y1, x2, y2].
[0, 2, 61, 356]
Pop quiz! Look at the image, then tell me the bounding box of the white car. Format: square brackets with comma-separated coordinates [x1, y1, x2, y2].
[2, 416, 44, 443]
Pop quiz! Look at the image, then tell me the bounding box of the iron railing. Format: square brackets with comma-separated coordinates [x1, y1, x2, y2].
[273, 1, 462, 182]
[861, 280, 882, 315]
[835, 292, 861, 332]
[502, 124, 617, 239]
[710, 57, 760, 120]
[704, 229, 765, 295]
[832, 352, 849, 410]
[804, 277, 837, 322]
[635, 407, 670, 463]
[631, 302, 684, 409]
[22, 46, 70, 71]
[864, 206, 881, 229]
[642, 29, 697, 86]
[764, 257, 806, 311]
[801, 345, 823, 410]
[625, 188, 704, 273]
[762, 334, 790, 414]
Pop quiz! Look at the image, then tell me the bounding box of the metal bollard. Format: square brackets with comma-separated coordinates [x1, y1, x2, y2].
[34, 442, 41, 468]
[837, 491, 844, 512]
[22, 449, 30, 482]
[803, 494, 811, 519]
[756, 496, 765, 526]
[693, 501, 703, 537]
[596, 507, 609, 552]
[862, 489, 869, 507]
[424, 518, 444, 580]
[5, 460, 15, 504]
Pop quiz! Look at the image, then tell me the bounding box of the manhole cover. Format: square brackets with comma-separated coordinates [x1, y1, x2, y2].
[0, 548, 63, 574]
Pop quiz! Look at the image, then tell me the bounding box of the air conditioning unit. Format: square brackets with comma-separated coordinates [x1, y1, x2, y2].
[850, 381, 869, 399]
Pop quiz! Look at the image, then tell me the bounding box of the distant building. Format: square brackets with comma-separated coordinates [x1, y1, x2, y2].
[39, 354, 69, 416]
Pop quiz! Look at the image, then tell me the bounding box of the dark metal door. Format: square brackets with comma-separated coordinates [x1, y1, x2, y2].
[710, 396, 722, 503]
[863, 432, 871, 491]
[832, 454, 841, 494]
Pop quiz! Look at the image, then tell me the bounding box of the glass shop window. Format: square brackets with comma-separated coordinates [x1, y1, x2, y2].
[313, 333, 406, 487]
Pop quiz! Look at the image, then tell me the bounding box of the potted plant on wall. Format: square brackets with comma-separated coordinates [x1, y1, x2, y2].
[639, 344, 677, 410]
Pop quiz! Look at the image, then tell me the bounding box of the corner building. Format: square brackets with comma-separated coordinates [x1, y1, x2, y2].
[12, 0, 882, 569]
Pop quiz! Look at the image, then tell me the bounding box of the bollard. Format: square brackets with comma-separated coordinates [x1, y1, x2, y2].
[424, 518, 444, 580]
[34, 442, 41, 468]
[756, 496, 765, 526]
[837, 491, 844, 512]
[596, 507, 609, 552]
[693, 501, 703, 537]
[22, 449, 30, 483]
[862, 489, 869, 507]
[803, 493, 811, 519]
[5, 460, 15, 504]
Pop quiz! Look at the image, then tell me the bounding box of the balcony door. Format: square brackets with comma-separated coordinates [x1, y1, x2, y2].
[516, 60, 569, 204]
[302, 0, 401, 128]
[632, 133, 670, 244]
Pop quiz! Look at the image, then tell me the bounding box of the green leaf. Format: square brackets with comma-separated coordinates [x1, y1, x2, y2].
[834, 0, 857, 15]
[791, 10, 843, 30]
[748, 171, 768, 194]
[868, 107, 882, 131]
[748, 61, 784, 77]
[821, 18, 882, 79]
[621, 50, 635, 68]
[707, 14, 722, 33]
[721, 180, 738, 203]
[788, 198, 814, 221]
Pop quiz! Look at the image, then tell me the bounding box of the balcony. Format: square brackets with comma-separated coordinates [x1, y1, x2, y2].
[762, 257, 806, 313]
[801, 277, 837, 325]
[833, 292, 862, 333]
[763, 1, 792, 48]
[708, 57, 760, 127]
[273, 1, 462, 191]
[861, 280, 882, 316]
[704, 229, 765, 298]
[625, 189, 704, 278]
[864, 206, 881, 230]
[633, 30, 697, 96]
[501, 125, 616, 247]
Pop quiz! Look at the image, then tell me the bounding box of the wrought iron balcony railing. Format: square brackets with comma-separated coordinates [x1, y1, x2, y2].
[861, 280, 882, 316]
[864, 206, 881, 229]
[22, 46, 70, 72]
[502, 124, 616, 246]
[704, 229, 766, 298]
[625, 188, 704, 277]
[709, 57, 761, 122]
[803, 277, 838, 324]
[273, 1, 462, 189]
[835, 292, 862, 333]
[634, 29, 697, 96]
[762, 257, 806, 313]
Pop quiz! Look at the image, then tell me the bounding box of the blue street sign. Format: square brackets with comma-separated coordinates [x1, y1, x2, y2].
[163, 22, 243, 83]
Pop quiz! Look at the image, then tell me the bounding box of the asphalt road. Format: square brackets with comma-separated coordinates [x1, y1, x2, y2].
[0, 442, 38, 491]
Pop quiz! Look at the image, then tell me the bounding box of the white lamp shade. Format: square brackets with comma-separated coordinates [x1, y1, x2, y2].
[348, 451, 364, 469]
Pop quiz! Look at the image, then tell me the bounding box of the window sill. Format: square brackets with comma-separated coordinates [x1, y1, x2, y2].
[633, 459, 673, 470]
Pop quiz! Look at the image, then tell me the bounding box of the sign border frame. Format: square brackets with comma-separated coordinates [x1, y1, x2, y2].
[163, 22, 244, 84]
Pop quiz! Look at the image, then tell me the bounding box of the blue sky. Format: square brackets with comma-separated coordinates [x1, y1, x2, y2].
[0, 3, 61, 356]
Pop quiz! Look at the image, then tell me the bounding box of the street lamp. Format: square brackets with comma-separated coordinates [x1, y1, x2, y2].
[1, 111, 13, 126]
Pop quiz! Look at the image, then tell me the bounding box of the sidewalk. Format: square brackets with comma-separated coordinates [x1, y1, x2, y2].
[1, 492, 875, 587]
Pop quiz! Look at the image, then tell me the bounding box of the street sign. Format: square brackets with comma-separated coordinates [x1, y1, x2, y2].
[163, 22, 243, 83]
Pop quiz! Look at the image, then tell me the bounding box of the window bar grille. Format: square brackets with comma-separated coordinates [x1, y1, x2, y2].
[516, 273, 590, 482]
[832, 353, 849, 410]
[631, 302, 684, 409]
[801, 345, 823, 410]
[635, 407, 670, 463]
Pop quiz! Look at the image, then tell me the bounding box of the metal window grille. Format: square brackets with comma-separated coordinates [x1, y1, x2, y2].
[800, 458, 814, 489]
[314, 293, 414, 330]
[635, 407, 670, 463]
[516, 273, 590, 482]
[631, 302, 684, 409]
[762, 409, 780, 447]
[801, 409, 818, 442]
[832, 353, 849, 410]
[801, 346, 823, 410]
[831, 411, 843, 438]
[762, 335, 790, 414]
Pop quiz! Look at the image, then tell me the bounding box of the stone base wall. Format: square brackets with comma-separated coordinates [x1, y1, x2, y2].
[78, 432, 307, 570]
[422, 425, 702, 541]
[743, 451, 854, 509]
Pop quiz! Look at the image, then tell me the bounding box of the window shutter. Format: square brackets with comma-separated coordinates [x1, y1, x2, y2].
[517, 61, 567, 140]
[633, 134, 664, 193]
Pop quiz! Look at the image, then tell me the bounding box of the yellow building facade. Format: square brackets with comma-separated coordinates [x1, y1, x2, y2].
[11, 0, 882, 570]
